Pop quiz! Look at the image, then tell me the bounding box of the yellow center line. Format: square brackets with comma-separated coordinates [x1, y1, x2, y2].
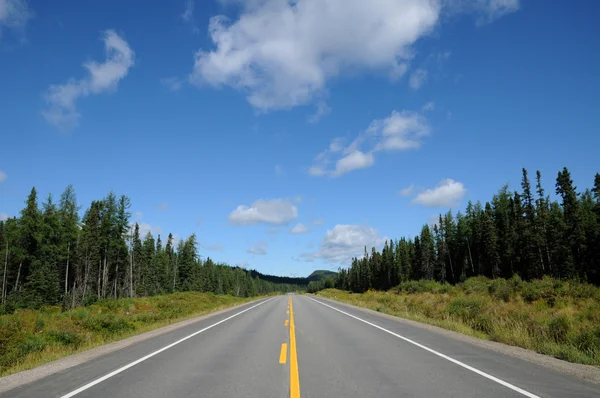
[279, 343, 288, 364]
[289, 296, 300, 398]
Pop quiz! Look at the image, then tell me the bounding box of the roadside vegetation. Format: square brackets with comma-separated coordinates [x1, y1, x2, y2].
[316, 276, 600, 366]
[310, 168, 600, 366]
[0, 291, 270, 377]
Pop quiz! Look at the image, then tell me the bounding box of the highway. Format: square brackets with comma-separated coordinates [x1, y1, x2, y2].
[2, 294, 598, 397]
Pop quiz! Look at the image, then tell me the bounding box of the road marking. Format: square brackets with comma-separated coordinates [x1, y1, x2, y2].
[60, 297, 277, 398]
[289, 296, 300, 398]
[306, 297, 540, 398]
[285, 319, 289, 327]
[280, 343, 288, 364]
[286, 310, 289, 314]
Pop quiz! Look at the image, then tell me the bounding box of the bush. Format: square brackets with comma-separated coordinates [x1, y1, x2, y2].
[548, 315, 571, 343]
[448, 296, 486, 322]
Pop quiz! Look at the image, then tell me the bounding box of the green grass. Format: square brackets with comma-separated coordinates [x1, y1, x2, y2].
[0, 292, 273, 377]
[316, 276, 600, 366]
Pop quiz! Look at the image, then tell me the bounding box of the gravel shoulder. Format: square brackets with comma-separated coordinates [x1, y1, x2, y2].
[312, 294, 600, 385]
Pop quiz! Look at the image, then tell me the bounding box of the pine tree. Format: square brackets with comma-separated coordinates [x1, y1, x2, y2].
[556, 167, 586, 278]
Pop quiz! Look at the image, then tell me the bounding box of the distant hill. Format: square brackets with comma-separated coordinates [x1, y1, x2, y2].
[307, 270, 337, 281]
[238, 268, 337, 286]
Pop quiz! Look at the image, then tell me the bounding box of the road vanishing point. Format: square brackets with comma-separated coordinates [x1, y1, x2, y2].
[2, 294, 598, 397]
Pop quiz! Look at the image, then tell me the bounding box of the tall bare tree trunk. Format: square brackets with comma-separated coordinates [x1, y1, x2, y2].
[466, 238, 475, 274]
[64, 242, 70, 296]
[2, 242, 8, 305]
[13, 261, 22, 292]
[129, 237, 134, 298]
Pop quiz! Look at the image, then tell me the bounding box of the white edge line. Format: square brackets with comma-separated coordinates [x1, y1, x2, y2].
[305, 296, 540, 398]
[60, 297, 277, 398]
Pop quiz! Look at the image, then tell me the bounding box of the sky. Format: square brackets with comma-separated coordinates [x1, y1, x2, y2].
[1, 0, 599, 277]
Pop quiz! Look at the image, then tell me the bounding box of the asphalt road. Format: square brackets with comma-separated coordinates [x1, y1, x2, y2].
[2, 294, 599, 398]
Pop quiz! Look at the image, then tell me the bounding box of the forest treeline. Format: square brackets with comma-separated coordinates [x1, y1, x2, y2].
[309, 168, 600, 293]
[0, 187, 303, 312]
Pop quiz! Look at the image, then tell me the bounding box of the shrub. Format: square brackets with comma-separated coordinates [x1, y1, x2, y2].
[548, 315, 571, 343]
[448, 296, 486, 322]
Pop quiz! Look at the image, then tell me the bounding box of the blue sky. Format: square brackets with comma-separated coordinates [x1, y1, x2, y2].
[1, 0, 599, 277]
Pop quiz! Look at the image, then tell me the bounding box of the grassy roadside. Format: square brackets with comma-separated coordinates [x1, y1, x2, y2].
[315, 277, 600, 366]
[0, 292, 273, 377]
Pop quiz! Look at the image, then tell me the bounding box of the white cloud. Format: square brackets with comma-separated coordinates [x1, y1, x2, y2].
[42, 30, 134, 131]
[290, 223, 309, 234]
[229, 198, 298, 225]
[181, 0, 194, 21]
[409, 68, 428, 90]
[161, 77, 184, 91]
[308, 101, 331, 123]
[421, 101, 435, 112]
[0, 170, 7, 183]
[190, 0, 440, 111]
[412, 178, 466, 207]
[313, 218, 324, 225]
[445, 0, 520, 25]
[0, 0, 31, 37]
[332, 150, 374, 177]
[303, 224, 387, 264]
[247, 241, 267, 255]
[399, 184, 415, 197]
[310, 110, 429, 177]
[0, 213, 8, 221]
[236, 261, 249, 269]
[134, 211, 143, 220]
[137, 222, 162, 238]
[181, 0, 200, 33]
[157, 202, 168, 212]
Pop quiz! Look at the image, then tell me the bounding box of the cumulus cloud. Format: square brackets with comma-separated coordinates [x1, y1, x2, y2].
[0, 213, 8, 221]
[42, 30, 134, 131]
[290, 223, 309, 234]
[303, 224, 387, 265]
[229, 198, 298, 225]
[310, 110, 429, 177]
[236, 261, 249, 269]
[247, 241, 267, 255]
[333, 151, 375, 177]
[189, 0, 517, 112]
[0, 170, 7, 183]
[399, 184, 415, 197]
[409, 68, 428, 90]
[0, 0, 31, 38]
[190, 0, 440, 111]
[412, 178, 466, 207]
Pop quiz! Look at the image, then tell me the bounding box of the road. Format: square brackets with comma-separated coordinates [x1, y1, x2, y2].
[2, 294, 598, 397]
